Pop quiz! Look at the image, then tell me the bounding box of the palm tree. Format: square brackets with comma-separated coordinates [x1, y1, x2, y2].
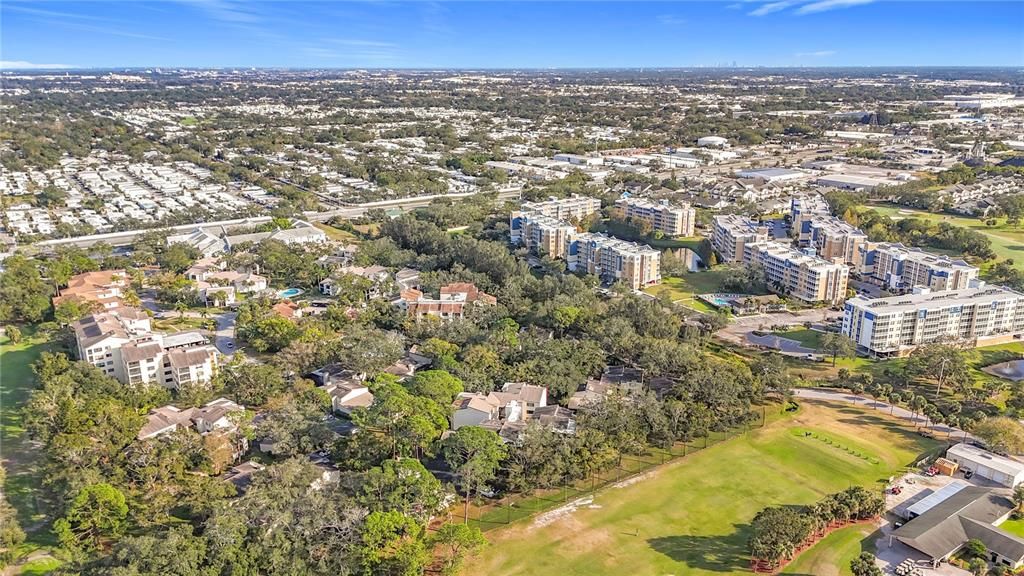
[174, 300, 188, 319]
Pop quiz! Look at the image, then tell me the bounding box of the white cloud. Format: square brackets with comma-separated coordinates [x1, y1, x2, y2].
[657, 14, 688, 26]
[0, 60, 74, 70]
[796, 0, 876, 14]
[748, 0, 801, 16]
[795, 50, 837, 57]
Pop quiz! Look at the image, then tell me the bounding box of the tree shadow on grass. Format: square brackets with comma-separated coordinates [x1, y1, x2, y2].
[647, 524, 751, 573]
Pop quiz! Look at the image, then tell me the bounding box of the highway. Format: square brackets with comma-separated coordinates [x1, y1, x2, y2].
[33, 187, 522, 250]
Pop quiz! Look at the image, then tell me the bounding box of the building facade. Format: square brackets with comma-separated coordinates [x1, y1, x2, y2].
[744, 241, 850, 304]
[858, 243, 980, 293]
[842, 286, 1024, 357]
[568, 233, 661, 290]
[711, 214, 770, 263]
[615, 198, 696, 237]
[72, 308, 219, 388]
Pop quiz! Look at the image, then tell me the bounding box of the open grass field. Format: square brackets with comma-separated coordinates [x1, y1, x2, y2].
[1, 332, 63, 560]
[770, 328, 825, 350]
[867, 204, 1024, 271]
[645, 268, 770, 313]
[780, 524, 875, 576]
[313, 222, 362, 243]
[464, 401, 939, 576]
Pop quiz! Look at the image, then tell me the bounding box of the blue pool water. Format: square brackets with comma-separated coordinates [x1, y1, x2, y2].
[278, 288, 303, 298]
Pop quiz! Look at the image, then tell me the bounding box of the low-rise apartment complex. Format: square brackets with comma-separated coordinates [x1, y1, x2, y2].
[568, 233, 661, 290]
[711, 215, 770, 263]
[53, 269, 129, 310]
[72, 308, 218, 388]
[859, 242, 979, 293]
[842, 286, 1024, 357]
[615, 197, 696, 237]
[744, 242, 850, 304]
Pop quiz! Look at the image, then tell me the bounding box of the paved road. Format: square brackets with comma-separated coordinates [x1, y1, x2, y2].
[793, 387, 971, 441]
[716, 308, 842, 346]
[214, 311, 237, 355]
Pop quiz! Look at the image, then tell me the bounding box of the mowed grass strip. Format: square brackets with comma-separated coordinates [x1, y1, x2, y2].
[464, 401, 938, 576]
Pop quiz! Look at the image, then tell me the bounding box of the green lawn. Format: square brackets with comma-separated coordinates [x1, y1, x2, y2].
[781, 524, 876, 576]
[1, 332, 63, 559]
[465, 401, 938, 576]
[645, 268, 770, 313]
[771, 328, 825, 350]
[998, 518, 1024, 538]
[313, 222, 361, 243]
[179, 116, 199, 126]
[867, 204, 1024, 271]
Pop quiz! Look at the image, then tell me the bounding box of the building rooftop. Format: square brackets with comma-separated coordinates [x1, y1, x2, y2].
[847, 285, 1023, 314]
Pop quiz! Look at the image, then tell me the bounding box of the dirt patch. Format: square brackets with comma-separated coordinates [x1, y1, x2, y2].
[533, 496, 594, 528]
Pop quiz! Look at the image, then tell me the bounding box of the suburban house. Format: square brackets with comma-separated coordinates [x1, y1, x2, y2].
[72, 307, 218, 388]
[319, 265, 390, 298]
[451, 382, 548, 430]
[52, 269, 129, 311]
[324, 380, 375, 415]
[396, 282, 497, 321]
[137, 398, 247, 470]
[271, 301, 302, 320]
[185, 257, 268, 305]
[568, 366, 645, 410]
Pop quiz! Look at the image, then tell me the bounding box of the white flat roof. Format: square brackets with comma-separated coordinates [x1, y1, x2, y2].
[947, 443, 1024, 477]
[906, 480, 970, 518]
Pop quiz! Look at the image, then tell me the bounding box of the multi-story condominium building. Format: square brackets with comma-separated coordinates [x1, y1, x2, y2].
[512, 213, 579, 257]
[711, 214, 769, 263]
[790, 195, 831, 229]
[72, 308, 218, 388]
[743, 242, 850, 304]
[842, 286, 1024, 357]
[858, 242, 979, 293]
[615, 198, 696, 237]
[509, 194, 602, 243]
[568, 233, 661, 290]
[797, 217, 868, 265]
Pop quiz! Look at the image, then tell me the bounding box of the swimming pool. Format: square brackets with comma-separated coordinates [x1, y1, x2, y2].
[278, 288, 303, 298]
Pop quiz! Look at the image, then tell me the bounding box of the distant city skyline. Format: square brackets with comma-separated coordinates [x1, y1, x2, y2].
[2, 1, 1022, 70]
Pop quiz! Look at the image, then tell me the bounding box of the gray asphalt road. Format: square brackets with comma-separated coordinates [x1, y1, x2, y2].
[214, 311, 238, 355]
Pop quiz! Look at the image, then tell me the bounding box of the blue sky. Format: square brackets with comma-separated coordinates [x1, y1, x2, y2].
[2, 1, 1022, 69]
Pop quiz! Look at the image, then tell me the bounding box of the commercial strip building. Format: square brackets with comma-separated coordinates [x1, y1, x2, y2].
[842, 286, 1024, 357]
[711, 214, 770, 263]
[72, 307, 219, 388]
[615, 197, 696, 237]
[858, 242, 980, 293]
[743, 241, 849, 304]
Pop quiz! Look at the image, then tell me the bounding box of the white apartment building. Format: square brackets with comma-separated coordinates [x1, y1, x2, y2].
[568, 233, 661, 290]
[797, 217, 868, 265]
[858, 243, 980, 293]
[744, 242, 850, 304]
[513, 213, 579, 257]
[615, 198, 696, 237]
[711, 215, 770, 263]
[843, 286, 1024, 357]
[72, 308, 218, 388]
[519, 194, 602, 222]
